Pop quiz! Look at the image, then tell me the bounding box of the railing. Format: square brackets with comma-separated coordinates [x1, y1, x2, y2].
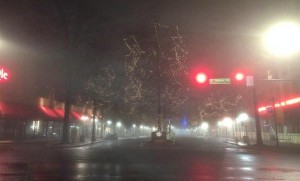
[243, 131, 300, 145]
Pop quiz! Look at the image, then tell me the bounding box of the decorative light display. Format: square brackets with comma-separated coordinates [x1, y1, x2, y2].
[124, 23, 189, 125]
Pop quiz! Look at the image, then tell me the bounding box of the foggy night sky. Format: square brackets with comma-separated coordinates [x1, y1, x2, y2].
[0, 0, 299, 102]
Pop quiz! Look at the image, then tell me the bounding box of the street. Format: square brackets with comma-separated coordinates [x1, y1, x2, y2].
[0, 137, 300, 181]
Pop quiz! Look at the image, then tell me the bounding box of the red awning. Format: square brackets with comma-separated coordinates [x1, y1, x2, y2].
[38, 106, 84, 121]
[0, 102, 84, 121]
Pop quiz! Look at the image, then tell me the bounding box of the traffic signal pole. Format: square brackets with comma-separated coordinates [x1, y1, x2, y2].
[252, 85, 263, 146]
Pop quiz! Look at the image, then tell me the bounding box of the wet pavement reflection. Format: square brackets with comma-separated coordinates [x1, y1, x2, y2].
[0, 137, 300, 180]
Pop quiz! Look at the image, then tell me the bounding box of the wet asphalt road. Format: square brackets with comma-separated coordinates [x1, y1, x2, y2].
[0, 136, 300, 181]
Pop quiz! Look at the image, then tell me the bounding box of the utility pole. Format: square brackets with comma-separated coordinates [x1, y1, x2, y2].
[253, 86, 263, 146]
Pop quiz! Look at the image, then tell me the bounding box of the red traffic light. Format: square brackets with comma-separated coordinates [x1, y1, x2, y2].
[235, 72, 245, 81]
[195, 73, 207, 84]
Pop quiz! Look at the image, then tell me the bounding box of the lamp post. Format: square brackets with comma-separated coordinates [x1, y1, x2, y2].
[107, 120, 112, 135]
[81, 116, 88, 142]
[116, 122, 121, 135]
[132, 124, 136, 137]
[223, 117, 233, 138]
[263, 21, 300, 58]
[262, 21, 300, 146]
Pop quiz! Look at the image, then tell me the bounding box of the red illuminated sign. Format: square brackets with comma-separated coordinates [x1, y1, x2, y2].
[0, 68, 8, 81]
[258, 97, 300, 114]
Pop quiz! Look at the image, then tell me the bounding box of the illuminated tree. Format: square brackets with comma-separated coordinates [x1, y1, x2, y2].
[124, 24, 189, 130]
[84, 65, 117, 141]
[196, 92, 244, 124]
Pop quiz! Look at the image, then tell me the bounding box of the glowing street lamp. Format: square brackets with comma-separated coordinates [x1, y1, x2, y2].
[263, 21, 300, 58]
[222, 117, 233, 138]
[222, 117, 233, 128]
[236, 113, 249, 140]
[116, 122, 122, 128]
[81, 116, 89, 141]
[236, 113, 249, 123]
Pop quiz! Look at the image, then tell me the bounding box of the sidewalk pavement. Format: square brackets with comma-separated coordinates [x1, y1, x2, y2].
[0, 137, 107, 148]
[224, 138, 300, 154]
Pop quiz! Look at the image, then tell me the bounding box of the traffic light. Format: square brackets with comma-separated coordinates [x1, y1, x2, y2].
[232, 71, 246, 85]
[235, 72, 245, 81]
[195, 73, 208, 84]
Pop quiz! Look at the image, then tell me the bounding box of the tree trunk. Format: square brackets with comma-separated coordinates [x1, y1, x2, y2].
[91, 99, 96, 143]
[100, 107, 104, 138]
[61, 95, 71, 144]
[157, 83, 162, 131]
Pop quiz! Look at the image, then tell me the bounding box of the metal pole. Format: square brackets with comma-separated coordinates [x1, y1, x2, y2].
[253, 86, 263, 145]
[272, 97, 279, 147]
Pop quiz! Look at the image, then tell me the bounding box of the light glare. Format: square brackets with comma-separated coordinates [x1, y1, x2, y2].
[263, 22, 300, 58]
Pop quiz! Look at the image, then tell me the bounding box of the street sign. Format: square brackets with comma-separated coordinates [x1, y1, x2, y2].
[246, 76, 254, 86]
[209, 78, 231, 85]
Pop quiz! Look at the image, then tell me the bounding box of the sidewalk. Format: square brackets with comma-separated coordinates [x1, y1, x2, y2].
[224, 137, 300, 154]
[0, 137, 106, 148]
[50, 137, 107, 148]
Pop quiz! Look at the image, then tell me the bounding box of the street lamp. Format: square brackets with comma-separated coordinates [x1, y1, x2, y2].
[81, 116, 89, 142]
[116, 122, 122, 135]
[236, 113, 249, 141]
[222, 117, 233, 138]
[132, 124, 136, 136]
[116, 122, 121, 128]
[262, 21, 300, 146]
[263, 21, 300, 58]
[106, 120, 112, 135]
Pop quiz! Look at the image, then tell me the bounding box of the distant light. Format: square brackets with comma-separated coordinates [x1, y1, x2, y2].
[217, 121, 223, 127]
[263, 22, 300, 58]
[107, 120, 112, 125]
[81, 116, 88, 121]
[133, 124, 136, 128]
[238, 113, 249, 122]
[223, 117, 233, 127]
[200, 122, 209, 130]
[116, 122, 122, 128]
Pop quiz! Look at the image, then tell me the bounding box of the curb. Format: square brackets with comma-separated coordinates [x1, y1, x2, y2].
[224, 139, 300, 153]
[48, 139, 108, 148]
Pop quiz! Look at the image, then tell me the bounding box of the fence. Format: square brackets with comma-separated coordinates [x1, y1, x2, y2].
[244, 131, 300, 145]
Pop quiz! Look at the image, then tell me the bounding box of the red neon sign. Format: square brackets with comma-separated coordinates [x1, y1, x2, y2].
[0, 68, 8, 81]
[258, 97, 300, 114]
